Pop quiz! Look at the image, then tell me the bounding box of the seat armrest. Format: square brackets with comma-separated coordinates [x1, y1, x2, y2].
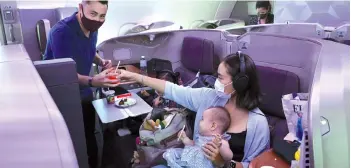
[249, 149, 290, 168]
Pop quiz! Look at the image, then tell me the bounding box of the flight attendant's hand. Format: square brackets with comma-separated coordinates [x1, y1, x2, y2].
[101, 59, 112, 69]
[92, 68, 120, 88]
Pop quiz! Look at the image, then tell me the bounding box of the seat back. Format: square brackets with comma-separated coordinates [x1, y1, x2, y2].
[342, 40, 350, 45]
[33, 58, 89, 168]
[175, 37, 218, 83]
[36, 19, 51, 60]
[55, 7, 78, 22]
[256, 65, 300, 145]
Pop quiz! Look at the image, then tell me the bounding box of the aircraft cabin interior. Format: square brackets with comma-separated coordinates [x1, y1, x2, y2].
[0, 1, 349, 168]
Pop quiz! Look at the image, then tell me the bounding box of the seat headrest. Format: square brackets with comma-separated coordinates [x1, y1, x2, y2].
[257, 66, 300, 118]
[55, 7, 78, 21]
[181, 37, 217, 73]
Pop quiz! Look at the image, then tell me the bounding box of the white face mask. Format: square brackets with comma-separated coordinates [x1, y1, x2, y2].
[214, 79, 232, 93]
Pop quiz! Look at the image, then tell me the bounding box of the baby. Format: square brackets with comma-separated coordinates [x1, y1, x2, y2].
[163, 107, 233, 168]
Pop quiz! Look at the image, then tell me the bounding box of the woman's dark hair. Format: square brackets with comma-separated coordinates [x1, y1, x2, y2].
[223, 53, 262, 111]
[256, 1, 271, 11]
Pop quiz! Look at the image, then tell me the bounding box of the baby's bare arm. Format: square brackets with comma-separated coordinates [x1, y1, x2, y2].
[182, 137, 195, 146]
[219, 140, 233, 162]
[178, 130, 194, 146]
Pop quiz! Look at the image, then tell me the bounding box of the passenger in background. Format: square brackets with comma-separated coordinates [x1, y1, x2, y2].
[116, 52, 270, 168]
[249, 1, 274, 25]
[43, 1, 116, 168]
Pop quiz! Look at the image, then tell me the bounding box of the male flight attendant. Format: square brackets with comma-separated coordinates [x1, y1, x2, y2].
[44, 0, 117, 167]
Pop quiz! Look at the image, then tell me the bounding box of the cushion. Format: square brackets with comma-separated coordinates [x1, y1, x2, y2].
[256, 65, 300, 145]
[257, 66, 300, 118]
[180, 37, 217, 73]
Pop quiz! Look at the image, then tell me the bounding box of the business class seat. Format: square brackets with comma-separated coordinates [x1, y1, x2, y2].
[36, 19, 51, 60]
[342, 40, 350, 45]
[55, 7, 78, 21]
[256, 66, 300, 146]
[175, 37, 219, 84]
[190, 18, 245, 29]
[331, 24, 350, 45]
[34, 58, 89, 168]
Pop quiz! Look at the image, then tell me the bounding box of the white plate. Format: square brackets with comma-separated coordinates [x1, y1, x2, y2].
[115, 97, 137, 108]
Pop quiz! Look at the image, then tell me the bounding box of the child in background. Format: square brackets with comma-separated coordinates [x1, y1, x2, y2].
[139, 70, 182, 108]
[163, 107, 233, 168]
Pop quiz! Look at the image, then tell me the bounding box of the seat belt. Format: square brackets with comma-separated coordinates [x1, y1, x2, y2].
[186, 71, 200, 88]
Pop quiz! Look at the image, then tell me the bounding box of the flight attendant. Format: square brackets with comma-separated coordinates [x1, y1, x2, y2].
[44, 1, 118, 167]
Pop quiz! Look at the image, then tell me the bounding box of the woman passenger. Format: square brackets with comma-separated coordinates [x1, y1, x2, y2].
[116, 53, 270, 168]
[251, 1, 274, 25]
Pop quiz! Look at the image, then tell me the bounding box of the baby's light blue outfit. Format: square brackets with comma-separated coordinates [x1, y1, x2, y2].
[152, 82, 270, 168]
[163, 134, 230, 168]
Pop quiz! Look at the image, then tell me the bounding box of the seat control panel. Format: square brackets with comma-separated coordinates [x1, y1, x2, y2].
[1, 4, 17, 24]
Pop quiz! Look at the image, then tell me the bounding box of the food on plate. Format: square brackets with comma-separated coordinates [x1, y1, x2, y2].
[118, 98, 130, 106]
[119, 99, 125, 105]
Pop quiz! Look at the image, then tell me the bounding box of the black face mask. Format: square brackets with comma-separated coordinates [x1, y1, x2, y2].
[258, 13, 268, 19]
[80, 7, 104, 32]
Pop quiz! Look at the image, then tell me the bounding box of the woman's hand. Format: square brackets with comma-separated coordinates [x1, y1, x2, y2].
[213, 134, 223, 147]
[202, 141, 224, 167]
[116, 69, 137, 81]
[101, 59, 113, 69]
[116, 68, 167, 96]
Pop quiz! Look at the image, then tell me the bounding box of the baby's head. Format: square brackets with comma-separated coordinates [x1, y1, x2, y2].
[199, 107, 231, 136]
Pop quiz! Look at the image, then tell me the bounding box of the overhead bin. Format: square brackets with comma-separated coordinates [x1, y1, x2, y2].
[118, 20, 182, 36]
